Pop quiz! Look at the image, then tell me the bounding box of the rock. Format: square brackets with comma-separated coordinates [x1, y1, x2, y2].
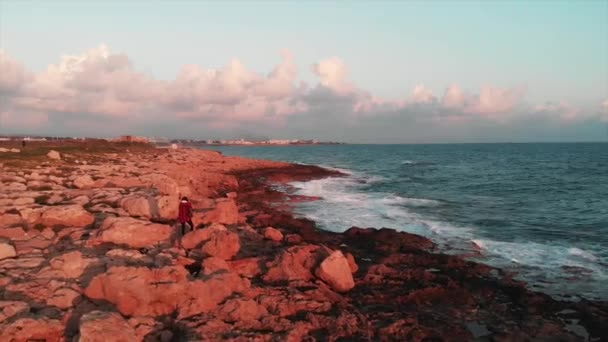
[94, 217, 174, 248]
[47, 150, 61, 160]
[85, 266, 190, 317]
[70, 195, 90, 205]
[120, 195, 152, 218]
[0, 214, 23, 228]
[40, 204, 95, 227]
[181, 223, 226, 249]
[0, 239, 17, 260]
[200, 199, 239, 225]
[3, 182, 26, 192]
[73, 175, 95, 189]
[228, 257, 262, 278]
[141, 173, 179, 196]
[263, 227, 284, 242]
[218, 298, 268, 322]
[345, 252, 359, 273]
[285, 234, 303, 244]
[79, 311, 137, 342]
[0, 301, 29, 323]
[47, 287, 80, 309]
[85, 266, 249, 318]
[0, 318, 64, 341]
[263, 245, 329, 283]
[315, 251, 355, 292]
[156, 195, 179, 220]
[38, 251, 100, 279]
[201, 230, 240, 260]
[9, 148, 20, 153]
[202, 256, 230, 275]
[13, 197, 35, 206]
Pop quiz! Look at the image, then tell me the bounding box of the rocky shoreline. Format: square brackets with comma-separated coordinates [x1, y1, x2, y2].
[0, 146, 606, 341]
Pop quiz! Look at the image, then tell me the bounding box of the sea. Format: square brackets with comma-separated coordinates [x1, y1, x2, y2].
[204, 143, 608, 301]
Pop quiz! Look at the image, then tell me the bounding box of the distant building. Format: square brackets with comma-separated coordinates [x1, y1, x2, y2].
[116, 135, 149, 143]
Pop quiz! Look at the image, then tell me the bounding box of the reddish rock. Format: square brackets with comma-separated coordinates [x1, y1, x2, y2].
[156, 195, 178, 220]
[202, 256, 230, 275]
[315, 251, 355, 292]
[0, 301, 29, 323]
[200, 199, 239, 225]
[127, 316, 162, 341]
[218, 298, 268, 322]
[179, 272, 251, 319]
[0, 227, 29, 241]
[79, 311, 137, 342]
[141, 173, 179, 196]
[285, 234, 303, 244]
[0, 239, 17, 260]
[47, 287, 81, 309]
[84, 266, 249, 318]
[0, 214, 23, 228]
[228, 257, 262, 278]
[180, 223, 226, 249]
[73, 174, 95, 189]
[94, 217, 174, 248]
[120, 195, 152, 218]
[40, 204, 95, 227]
[263, 245, 329, 283]
[0, 318, 64, 342]
[38, 251, 100, 279]
[201, 230, 240, 260]
[263, 227, 284, 242]
[85, 266, 190, 317]
[345, 252, 359, 274]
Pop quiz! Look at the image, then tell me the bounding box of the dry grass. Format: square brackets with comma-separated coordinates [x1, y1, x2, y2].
[0, 140, 158, 168]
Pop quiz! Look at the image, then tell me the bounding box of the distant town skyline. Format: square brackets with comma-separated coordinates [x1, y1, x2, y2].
[1, 1, 607, 143]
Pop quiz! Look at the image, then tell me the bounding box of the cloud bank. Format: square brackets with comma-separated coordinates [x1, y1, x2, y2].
[0, 45, 606, 142]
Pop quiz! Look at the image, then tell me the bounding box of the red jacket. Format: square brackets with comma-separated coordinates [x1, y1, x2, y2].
[178, 200, 192, 223]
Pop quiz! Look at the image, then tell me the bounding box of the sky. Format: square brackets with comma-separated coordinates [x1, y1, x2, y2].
[0, 0, 607, 143]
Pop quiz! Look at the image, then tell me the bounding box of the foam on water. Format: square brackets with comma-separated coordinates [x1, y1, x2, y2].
[289, 171, 608, 301]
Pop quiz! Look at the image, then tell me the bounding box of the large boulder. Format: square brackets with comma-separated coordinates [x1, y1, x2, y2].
[200, 199, 239, 225]
[202, 257, 230, 275]
[180, 224, 226, 249]
[73, 175, 95, 189]
[46, 150, 61, 160]
[201, 231, 240, 260]
[263, 227, 284, 242]
[93, 217, 174, 248]
[40, 204, 95, 227]
[37, 251, 100, 279]
[120, 195, 152, 218]
[140, 173, 179, 196]
[0, 239, 16, 260]
[315, 251, 355, 292]
[84, 266, 249, 318]
[0, 318, 64, 341]
[263, 245, 329, 283]
[155, 195, 178, 220]
[0, 214, 23, 228]
[78, 311, 137, 342]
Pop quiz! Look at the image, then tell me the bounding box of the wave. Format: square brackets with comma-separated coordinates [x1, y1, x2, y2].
[288, 168, 608, 300]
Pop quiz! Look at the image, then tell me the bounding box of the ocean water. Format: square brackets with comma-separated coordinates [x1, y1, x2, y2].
[204, 143, 608, 301]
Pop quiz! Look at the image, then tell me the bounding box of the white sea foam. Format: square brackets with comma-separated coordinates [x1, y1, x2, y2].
[288, 169, 608, 300]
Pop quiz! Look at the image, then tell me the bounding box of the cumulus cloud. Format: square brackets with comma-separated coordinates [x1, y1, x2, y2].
[0, 51, 32, 94]
[0, 44, 601, 141]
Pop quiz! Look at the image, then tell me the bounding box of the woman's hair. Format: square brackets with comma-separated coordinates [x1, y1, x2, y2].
[181, 196, 188, 201]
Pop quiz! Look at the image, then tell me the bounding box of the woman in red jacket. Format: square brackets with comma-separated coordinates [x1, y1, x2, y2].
[178, 197, 194, 235]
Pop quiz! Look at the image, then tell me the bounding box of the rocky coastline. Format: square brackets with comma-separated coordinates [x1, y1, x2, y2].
[0, 144, 606, 341]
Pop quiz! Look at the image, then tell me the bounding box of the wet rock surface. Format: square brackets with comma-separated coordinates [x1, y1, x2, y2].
[0, 146, 605, 341]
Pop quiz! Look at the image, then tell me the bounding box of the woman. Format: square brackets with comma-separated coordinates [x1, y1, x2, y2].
[178, 196, 194, 235]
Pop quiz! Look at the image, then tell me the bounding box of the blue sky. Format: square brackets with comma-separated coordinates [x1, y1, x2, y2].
[0, 1, 607, 142]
